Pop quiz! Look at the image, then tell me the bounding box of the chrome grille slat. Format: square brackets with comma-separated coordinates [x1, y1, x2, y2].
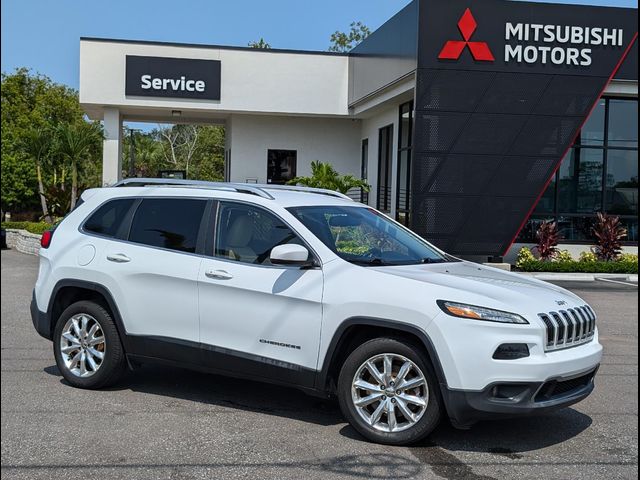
[551, 312, 565, 345]
[538, 305, 596, 351]
[560, 311, 573, 344]
[568, 309, 580, 343]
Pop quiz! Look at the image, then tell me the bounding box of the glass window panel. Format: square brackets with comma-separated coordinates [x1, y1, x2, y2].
[84, 198, 135, 238]
[619, 218, 638, 242]
[267, 149, 297, 185]
[608, 99, 638, 148]
[397, 150, 411, 213]
[215, 202, 304, 265]
[129, 198, 207, 253]
[399, 102, 412, 149]
[516, 216, 555, 243]
[534, 175, 556, 214]
[377, 125, 393, 212]
[605, 149, 638, 215]
[557, 148, 603, 214]
[575, 99, 605, 146]
[556, 216, 596, 242]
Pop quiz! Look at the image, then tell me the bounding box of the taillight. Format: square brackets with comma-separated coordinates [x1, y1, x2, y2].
[40, 230, 53, 248]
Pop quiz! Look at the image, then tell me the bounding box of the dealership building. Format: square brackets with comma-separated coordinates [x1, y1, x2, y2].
[79, 0, 638, 261]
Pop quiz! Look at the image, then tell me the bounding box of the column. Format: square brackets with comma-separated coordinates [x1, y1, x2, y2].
[102, 107, 122, 186]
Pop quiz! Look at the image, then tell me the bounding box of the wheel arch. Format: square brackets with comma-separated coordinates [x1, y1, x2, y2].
[316, 317, 448, 394]
[46, 280, 130, 351]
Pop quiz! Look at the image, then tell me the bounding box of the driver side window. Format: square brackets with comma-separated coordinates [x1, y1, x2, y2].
[215, 202, 302, 265]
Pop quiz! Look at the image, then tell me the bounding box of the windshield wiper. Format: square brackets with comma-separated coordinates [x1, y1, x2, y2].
[348, 258, 393, 266]
[420, 257, 447, 264]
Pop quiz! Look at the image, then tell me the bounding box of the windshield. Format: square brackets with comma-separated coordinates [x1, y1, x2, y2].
[288, 205, 456, 266]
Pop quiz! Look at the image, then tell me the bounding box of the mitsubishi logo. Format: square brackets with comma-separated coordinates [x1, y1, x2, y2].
[438, 8, 495, 62]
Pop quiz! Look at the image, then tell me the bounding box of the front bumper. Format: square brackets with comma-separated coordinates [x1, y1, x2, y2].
[30, 290, 52, 340]
[442, 365, 599, 428]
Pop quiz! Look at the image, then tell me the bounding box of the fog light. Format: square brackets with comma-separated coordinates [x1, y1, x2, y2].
[493, 343, 529, 360]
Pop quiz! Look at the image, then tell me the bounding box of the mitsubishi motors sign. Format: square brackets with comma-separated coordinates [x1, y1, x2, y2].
[412, 0, 637, 258]
[421, 0, 638, 75]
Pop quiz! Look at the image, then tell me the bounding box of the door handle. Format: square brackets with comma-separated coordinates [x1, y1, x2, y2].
[106, 253, 131, 263]
[205, 269, 233, 280]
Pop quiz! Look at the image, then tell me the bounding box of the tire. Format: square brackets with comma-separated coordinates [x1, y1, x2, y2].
[53, 300, 126, 389]
[337, 337, 442, 445]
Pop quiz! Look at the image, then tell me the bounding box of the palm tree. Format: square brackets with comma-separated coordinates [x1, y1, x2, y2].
[288, 160, 370, 195]
[22, 127, 53, 222]
[56, 122, 102, 210]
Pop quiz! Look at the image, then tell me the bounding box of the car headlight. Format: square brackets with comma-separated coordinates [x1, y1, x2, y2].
[437, 300, 529, 324]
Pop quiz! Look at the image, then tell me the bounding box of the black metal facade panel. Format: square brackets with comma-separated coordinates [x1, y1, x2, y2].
[411, 0, 638, 257]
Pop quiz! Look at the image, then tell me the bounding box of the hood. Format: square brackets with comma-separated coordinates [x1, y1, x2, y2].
[372, 261, 584, 312]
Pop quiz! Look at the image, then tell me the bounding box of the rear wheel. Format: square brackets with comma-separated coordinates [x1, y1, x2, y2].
[338, 337, 442, 445]
[53, 300, 126, 389]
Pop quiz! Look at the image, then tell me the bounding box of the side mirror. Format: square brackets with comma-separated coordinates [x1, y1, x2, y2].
[270, 244, 312, 267]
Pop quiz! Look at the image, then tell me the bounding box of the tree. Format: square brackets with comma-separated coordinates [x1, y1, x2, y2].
[146, 124, 225, 181]
[22, 128, 54, 222]
[328, 21, 371, 52]
[248, 38, 271, 49]
[1, 68, 84, 215]
[288, 160, 370, 194]
[56, 122, 103, 210]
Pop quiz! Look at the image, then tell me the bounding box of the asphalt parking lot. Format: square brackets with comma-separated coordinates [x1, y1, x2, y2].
[1, 248, 637, 480]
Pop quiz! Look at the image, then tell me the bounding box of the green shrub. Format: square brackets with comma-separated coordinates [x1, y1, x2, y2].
[1, 221, 52, 235]
[619, 253, 638, 263]
[578, 251, 598, 263]
[516, 258, 637, 274]
[516, 247, 536, 268]
[554, 250, 573, 262]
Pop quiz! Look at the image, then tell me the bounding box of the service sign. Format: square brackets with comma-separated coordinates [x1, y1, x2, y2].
[420, 0, 638, 76]
[125, 56, 221, 100]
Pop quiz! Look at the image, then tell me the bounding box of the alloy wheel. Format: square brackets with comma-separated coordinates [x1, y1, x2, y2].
[59, 314, 106, 378]
[351, 353, 429, 433]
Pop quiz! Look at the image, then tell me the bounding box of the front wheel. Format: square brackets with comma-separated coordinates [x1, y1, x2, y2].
[337, 337, 442, 445]
[53, 300, 126, 389]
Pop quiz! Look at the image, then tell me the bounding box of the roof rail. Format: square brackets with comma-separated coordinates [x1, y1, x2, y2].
[113, 178, 274, 199]
[113, 178, 354, 202]
[262, 184, 353, 201]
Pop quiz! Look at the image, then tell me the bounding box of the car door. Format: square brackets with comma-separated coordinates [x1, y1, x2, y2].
[197, 200, 323, 385]
[89, 196, 209, 346]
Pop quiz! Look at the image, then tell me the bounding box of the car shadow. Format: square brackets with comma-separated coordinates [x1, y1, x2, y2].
[44, 362, 593, 456]
[45, 363, 344, 427]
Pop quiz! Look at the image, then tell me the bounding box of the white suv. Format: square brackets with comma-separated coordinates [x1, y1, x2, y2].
[31, 178, 602, 445]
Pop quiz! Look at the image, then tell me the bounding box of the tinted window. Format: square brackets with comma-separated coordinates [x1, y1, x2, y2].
[608, 99, 638, 148]
[557, 148, 603, 214]
[84, 198, 136, 238]
[215, 202, 302, 265]
[129, 198, 207, 253]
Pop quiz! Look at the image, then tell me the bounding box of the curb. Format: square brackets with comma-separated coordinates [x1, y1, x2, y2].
[518, 272, 638, 283]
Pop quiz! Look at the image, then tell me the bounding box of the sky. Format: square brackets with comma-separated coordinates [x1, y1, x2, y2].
[2, 0, 637, 91]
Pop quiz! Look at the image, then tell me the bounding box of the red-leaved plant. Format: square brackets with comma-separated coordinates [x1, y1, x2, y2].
[592, 212, 627, 261]
[534, 221, 560, 261]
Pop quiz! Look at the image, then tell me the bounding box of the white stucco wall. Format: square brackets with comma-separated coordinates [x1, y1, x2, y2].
[226, 114, 362, 184]
[80, 39, 350, 119]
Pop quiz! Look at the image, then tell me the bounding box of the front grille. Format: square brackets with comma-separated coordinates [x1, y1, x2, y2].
[539, 305, 596, 351]
[535, 370, 596, 402]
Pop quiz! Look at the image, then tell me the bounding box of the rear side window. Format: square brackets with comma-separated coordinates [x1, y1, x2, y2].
[129, 198, 207, 253]
[84, 198, 136, 238]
